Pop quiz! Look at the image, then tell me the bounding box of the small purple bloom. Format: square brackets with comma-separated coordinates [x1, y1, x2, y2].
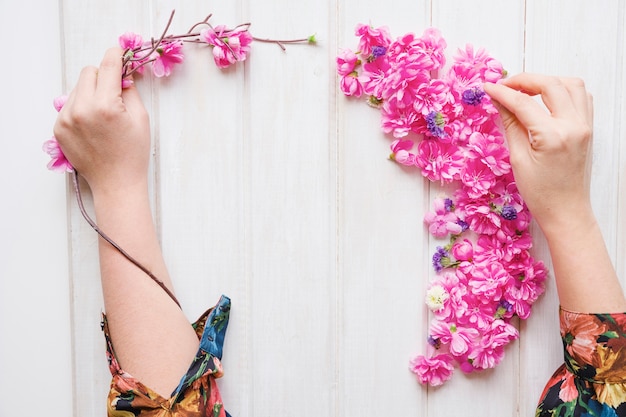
[432, 246, 449, 272]
[426, 111, 446, 138]
[501, 205, 517, 220]
[444, 198, 455, 212]
[371, 45, 387, 59]
[495, 299, 514, 319]
[456, 219, 469, 232]
[428, 336, 442, 349]
[461, 87, 485, 105]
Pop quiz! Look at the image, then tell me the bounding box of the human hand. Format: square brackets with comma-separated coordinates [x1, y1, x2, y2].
[483, 74, 594, 236]
[54, 47, 150, 195]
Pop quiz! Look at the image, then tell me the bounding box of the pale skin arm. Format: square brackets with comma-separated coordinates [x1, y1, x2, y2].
[54, 47, 199, 397]
[484, 74, 626, 313]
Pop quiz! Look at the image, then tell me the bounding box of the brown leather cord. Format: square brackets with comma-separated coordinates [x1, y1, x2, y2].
[71, 170, 182, 308]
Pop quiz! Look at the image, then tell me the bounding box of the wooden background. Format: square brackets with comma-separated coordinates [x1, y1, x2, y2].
[2, 0, 626, 416]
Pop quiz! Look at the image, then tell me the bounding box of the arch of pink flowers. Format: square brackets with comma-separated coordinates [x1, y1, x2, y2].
[337, 23, 547, 387]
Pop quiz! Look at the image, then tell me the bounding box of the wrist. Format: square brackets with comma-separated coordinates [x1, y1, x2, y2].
[536, 205, 598, 246]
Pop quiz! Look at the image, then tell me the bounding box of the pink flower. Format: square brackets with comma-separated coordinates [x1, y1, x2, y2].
[467, 132, 511, 177]
[460, 158, 496, 198]
[389, 139, 416, 166]
[339, 73, 363, 97]
[150, 40, 184, 77]
[409, 354, 454, 386]
[42, 138, 73, 173]
[53, 95, 68, 112]
[467, 261, 512, 302]
[412, 79, 447, 116]
[451, 239, 473, 262]
[360, 57, 391, 99]
[469, 320, 518, 370]
[354, 23, 392, 56]
[453, 44, 504, 84]
[201, 25, 253, 68]
[380, 96, 421, 138]
[417, 27, 447, 69]
[424, 197, 463, 237]
[430, 320, 479, 357]
[121, 78, 134, 89]
[119, 32, 144, 50]
[415, 139, 464, 183]
[336, 48, 360, 76]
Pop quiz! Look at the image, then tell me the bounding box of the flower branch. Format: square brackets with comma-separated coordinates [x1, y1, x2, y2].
[44, 9, 316, 172]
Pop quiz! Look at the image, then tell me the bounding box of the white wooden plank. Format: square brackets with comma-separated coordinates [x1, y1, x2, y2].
[337, 1, 431, 416]
[0, 2, 72, 417]
[243, 0, 337, 414]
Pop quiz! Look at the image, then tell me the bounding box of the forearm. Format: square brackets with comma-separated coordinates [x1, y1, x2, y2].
[540, 208, 626, 313]
[91, 182, 175, 308]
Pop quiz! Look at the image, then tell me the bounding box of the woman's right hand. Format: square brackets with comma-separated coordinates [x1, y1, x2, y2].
[483, 74, 594, 236]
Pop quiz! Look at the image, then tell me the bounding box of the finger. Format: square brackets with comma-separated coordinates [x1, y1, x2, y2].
[491, 99, 534, 158]
[561, 77, 593, 126]
[121, 80, 146, 114]
[500, 73, 579, 120]
[484, 81, 552, 132]
[72, 65, 98, 105]
[95, 47, 124, 99]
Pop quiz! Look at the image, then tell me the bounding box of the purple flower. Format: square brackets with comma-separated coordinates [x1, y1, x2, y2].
[456, 219, 469, 232]
[461, 87, 485, 105]
[432, 246, 451, 272]
[501, 205, 518, 220]
[370, 45, 387, 60]
[426, 111, 446, 138]
[444, 198, 455, 212]
[428, 336, 442, 349]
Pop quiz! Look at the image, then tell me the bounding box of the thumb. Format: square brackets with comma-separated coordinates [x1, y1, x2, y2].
[484, 83, 533, 159]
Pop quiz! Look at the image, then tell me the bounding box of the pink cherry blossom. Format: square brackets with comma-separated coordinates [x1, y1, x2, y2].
[412, 79, 447, 116]
[43, 138, 73, 173]
[53, 95, 68, 112]
[339, 74, 363, 97]
[430, 320, 479, 356]
[389, 139, 416, 166]
[201, 25, 253, 69]
[150, 40, 184, 77]
[119, 31, 144, 50]
[380, 96, 421, 138]
[460, 158, 496, 198]
[336, 48, 360, 76]
[450, 239, 473, 262]
[409, 354, 454, 386]
[467, 132, 511, 177]
[424, 197, 463, 237]
[360, 57, 391, 99]
[469, 320, 518, 370]
[467, 261, 512, 302]
[416, 140, 464, 183]
[354, 23, 392, 56]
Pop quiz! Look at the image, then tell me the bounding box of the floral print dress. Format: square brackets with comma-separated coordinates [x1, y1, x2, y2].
[536, 308, 626, 417]
[103, 295, 232, 417]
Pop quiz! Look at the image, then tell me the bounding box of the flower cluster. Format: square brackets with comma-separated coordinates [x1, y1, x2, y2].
[44, 10, 316, 172]
[338, 24, 547, 386]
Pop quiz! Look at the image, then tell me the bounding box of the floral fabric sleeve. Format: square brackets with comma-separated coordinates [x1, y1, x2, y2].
[536, 308, 626, 417]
